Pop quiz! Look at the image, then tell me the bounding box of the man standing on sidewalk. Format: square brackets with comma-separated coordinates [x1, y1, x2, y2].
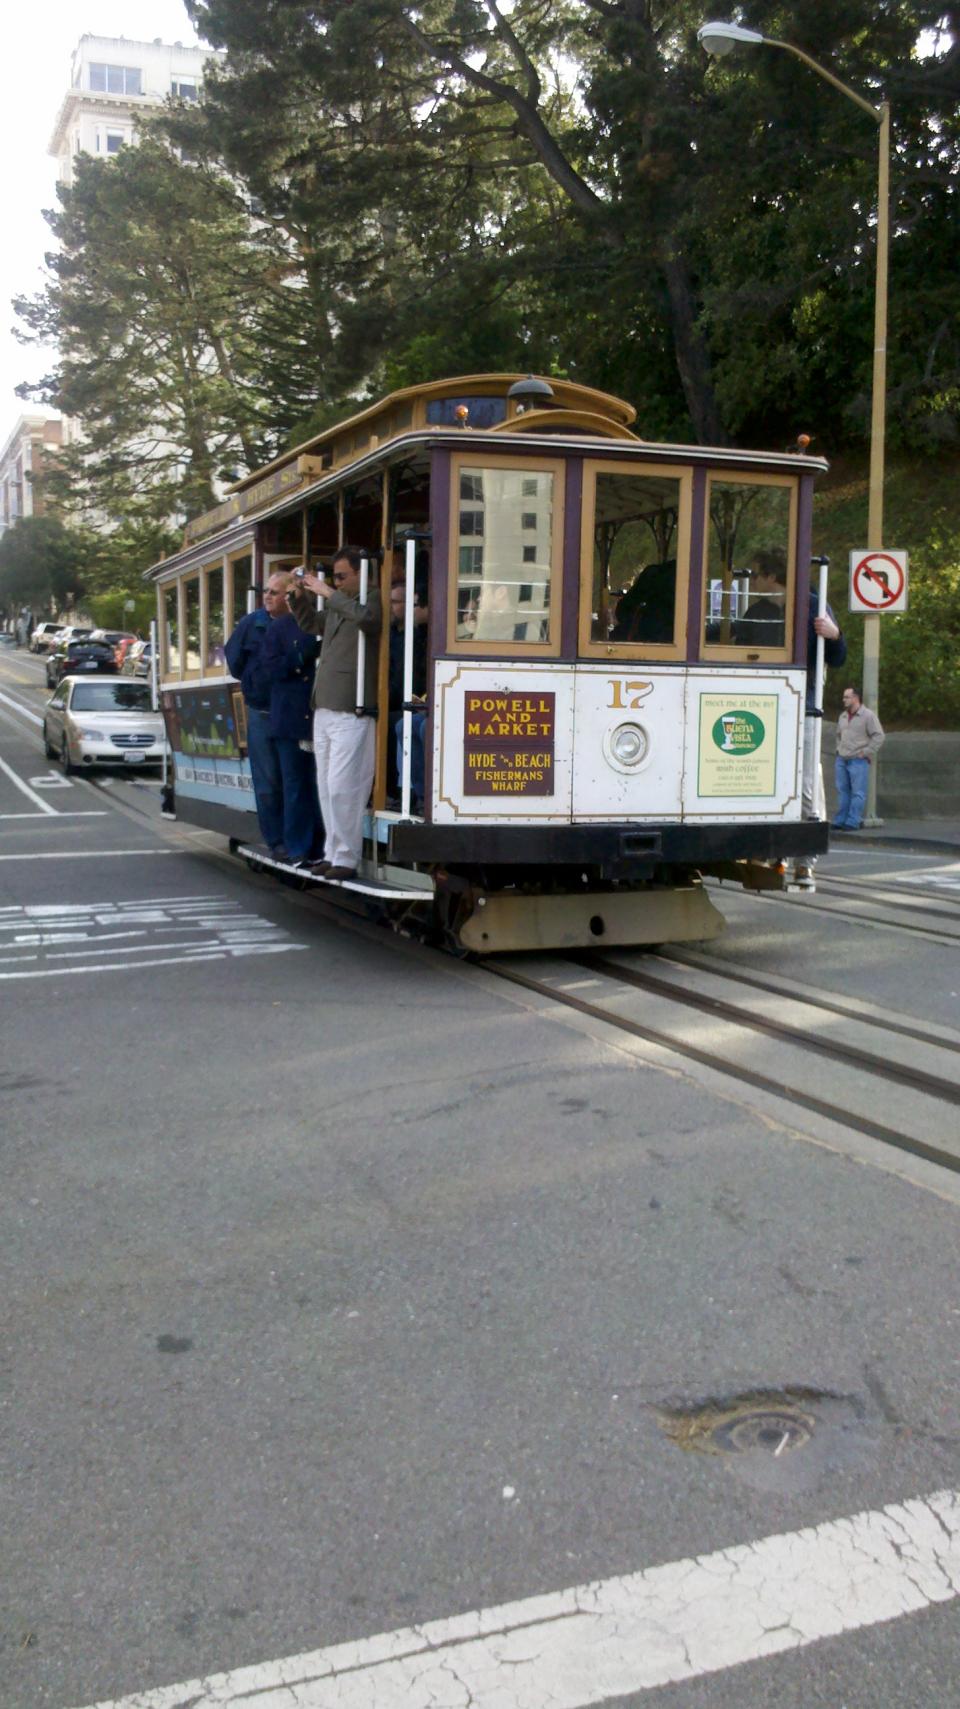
[834, 685, 885, 831]
[287, 548, 381, 880]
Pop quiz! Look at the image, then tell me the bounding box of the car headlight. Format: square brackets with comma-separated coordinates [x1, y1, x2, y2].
[609, 722, 648, 766]
[74, 727, 106, 740]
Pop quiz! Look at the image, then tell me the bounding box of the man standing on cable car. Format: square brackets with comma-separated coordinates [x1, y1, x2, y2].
[224, 571, 319, 863]
[287, 548, 381, 881]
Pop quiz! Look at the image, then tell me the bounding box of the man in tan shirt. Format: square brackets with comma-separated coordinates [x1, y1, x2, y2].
[834, 685, 884, 830]
[287, 547, 381, 879]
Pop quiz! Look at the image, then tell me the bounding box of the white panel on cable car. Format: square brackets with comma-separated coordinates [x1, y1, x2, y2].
[432, 660, 574, 824]
[570, 666, 684, 822]
[680, 668, 805, 821]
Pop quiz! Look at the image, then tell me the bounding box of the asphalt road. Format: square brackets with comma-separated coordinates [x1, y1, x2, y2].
[2, 644, 959, 1709]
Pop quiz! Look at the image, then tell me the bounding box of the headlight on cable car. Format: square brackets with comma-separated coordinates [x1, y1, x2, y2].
[609, 721, 649, 767]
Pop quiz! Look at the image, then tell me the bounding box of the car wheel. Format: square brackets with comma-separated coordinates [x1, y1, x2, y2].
[43, 722, 56, 759]
[59, 735, 76, 776]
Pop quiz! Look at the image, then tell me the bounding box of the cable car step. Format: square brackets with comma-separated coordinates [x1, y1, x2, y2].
[236, 845, 434, 902]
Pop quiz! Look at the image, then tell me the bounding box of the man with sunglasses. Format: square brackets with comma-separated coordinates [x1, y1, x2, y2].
[287, 547, 381, 880]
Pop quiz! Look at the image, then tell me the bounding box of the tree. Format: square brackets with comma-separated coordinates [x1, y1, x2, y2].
[177, 0, 957, 448]
[0, 516, 89, 614]
[15, 137, 287, 528]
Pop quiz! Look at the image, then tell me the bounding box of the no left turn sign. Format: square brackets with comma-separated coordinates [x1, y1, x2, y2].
[849, 549, 909, 613]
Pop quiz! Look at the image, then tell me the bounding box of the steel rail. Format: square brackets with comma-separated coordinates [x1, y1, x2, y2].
[484, 960, 960, 1178]
[578, 955, 960, 1105]
[655, 946, 960, 1057]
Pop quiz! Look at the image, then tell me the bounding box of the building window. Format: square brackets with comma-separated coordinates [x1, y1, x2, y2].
[89, 63, 143, 95]
[522, 545, 537, 563]
[521, 512, 537, 530]
[106, 133, 125, 154]
[171, 80, 197, 99]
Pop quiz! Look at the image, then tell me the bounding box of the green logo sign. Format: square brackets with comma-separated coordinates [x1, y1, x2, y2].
[712, 709, 765, 754]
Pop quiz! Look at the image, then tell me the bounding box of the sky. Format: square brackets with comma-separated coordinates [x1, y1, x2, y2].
[0, 0, 205, 433]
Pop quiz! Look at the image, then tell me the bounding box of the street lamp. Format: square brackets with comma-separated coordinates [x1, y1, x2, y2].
[698, 20, 890, 822]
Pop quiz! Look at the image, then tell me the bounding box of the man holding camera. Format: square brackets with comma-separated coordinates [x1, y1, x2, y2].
[286, 548, 381, 880]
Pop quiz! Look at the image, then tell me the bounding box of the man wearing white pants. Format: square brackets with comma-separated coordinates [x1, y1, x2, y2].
[287, 548, 381, 880]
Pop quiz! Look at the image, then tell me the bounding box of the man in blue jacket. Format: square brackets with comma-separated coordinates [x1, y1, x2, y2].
[224, 571, 319, 863]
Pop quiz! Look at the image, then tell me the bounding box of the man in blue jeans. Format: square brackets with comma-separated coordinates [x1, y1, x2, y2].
[224, 572, 319, 862]
[834, 685, 884, 830]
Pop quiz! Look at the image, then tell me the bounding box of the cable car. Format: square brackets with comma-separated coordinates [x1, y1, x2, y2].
[145, 373, 829, 951]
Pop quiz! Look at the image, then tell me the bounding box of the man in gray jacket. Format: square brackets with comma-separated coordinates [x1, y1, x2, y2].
[834, 685, 884, 831]
[287, 547, 381, 879]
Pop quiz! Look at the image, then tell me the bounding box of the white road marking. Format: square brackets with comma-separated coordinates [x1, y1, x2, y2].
[65, 1487, 960, 1709]
[0, 685, 44, 725]
[0, 849, 174, 860]
[0, 895, 307, 979]
[0, 811, 108, 820]
[0, 749, 59, 814]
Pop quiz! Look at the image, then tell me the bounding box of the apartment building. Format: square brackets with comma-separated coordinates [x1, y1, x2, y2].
[49, 34, 216, 186]
[0, 416, 63, 539]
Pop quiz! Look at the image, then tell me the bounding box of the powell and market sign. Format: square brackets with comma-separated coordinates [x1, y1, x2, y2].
[183, 456, 325, 546]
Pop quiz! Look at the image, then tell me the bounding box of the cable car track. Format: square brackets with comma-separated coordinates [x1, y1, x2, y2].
[484, 953, 960, 1179]
[736, 884, 960, 948]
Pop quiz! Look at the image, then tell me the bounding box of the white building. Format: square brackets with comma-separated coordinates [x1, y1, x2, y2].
[49, 35, 217, 186]
[0, 416, 63, 539]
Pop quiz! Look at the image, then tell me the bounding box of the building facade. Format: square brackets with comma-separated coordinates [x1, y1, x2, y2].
[0, 417, 63, 539]
[49, 35, 216, 186]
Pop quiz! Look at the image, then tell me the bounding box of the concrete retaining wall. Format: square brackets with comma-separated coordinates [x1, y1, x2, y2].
[823, 731, 960, 820]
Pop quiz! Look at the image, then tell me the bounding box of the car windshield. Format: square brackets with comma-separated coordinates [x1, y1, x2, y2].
[70, 683, 153, 711]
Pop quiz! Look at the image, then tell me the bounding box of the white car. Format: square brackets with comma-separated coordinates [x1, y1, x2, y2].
[30, 621, 63, 652]
[43, 676, 165, 773]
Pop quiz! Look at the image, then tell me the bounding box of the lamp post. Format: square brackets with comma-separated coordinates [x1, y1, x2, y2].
[698, 21, 890, 822]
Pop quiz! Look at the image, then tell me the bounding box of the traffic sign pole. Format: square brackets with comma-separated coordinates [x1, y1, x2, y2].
[862, 101, 890, 826]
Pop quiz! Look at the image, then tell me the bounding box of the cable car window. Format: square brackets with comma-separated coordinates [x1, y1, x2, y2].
[449, 459, 562, 653]
[229, 552, 253, 627]
[162, 584, 179, 677]
[579, 463, 690, 658]
[184, 576, 201, 673]
[703, 478, 794, 655]
[428, 397, 507, 428]
[206, 564, 225, 672]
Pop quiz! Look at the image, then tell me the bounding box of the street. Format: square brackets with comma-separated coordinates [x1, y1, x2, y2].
[2, 642, 960, 1709]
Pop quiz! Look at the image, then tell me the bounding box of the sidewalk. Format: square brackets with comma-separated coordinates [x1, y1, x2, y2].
[832, 818, 960, 855]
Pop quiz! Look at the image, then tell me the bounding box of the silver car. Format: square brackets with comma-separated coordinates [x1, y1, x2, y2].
[43, 676, 165, 773]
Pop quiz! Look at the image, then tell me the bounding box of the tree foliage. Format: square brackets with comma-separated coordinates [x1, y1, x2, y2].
[15, 138, 288, 525]
[171, 0, 960, 451]
[0, 516, 89, 613]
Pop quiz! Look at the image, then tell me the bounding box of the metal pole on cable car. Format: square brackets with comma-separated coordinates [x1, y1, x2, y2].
[148, 615, 168, 793]
[811, 557, 829, 818]
[355, 555, 369, 716]
[400, 536, 416, 819]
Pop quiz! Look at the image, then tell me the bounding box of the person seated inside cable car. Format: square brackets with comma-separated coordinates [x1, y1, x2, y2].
[388, 568, 429, 812]
[733, 547, 787, 647]
[610, 559, 676, 643]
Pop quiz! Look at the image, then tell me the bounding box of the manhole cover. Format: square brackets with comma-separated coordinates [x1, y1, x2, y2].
[710, 1406, 813, 1457]
[655, 1389, 819, 1458]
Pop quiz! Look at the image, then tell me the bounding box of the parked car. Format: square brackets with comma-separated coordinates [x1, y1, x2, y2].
[89, 628, 137, 659]
[43, 676, 165, 773]
[46, 638, 118, 688]
[121, 639, 155, 678]
[113, 633, 143, 670]
[30, 621, 63, 653]
[47, 624, 94, 653]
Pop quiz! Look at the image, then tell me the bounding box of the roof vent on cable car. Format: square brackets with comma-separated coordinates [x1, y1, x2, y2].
[507, 374, 555, 415]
